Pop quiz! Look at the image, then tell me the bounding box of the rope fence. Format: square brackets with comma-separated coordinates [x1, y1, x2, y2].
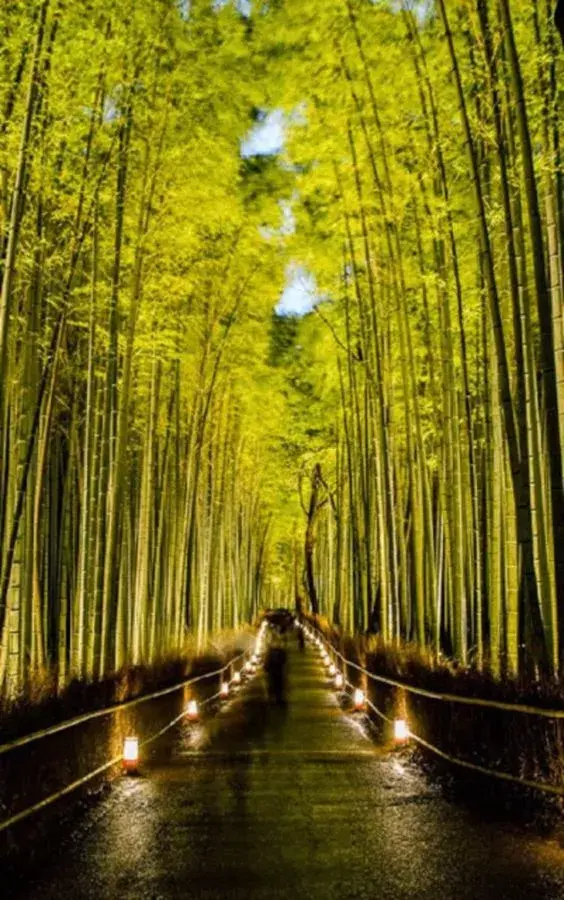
[0, 647, 254, 834]
[303, 621, 564, 798]
[3, 619, 562, 836]
[0, 651, 247, 758]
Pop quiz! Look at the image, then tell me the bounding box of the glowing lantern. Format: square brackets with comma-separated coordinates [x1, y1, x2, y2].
[186, 699, 199, 720]
[329, 663, 336, 677]
[220, 681, 229, 698]
[233, 670, 242, 684]
[123, 736, 139, 773]
[394, 719, 409, 742]
[245, 660, 253, 673]
[353, 688, 365, 710]
[334, 672, 344, 690]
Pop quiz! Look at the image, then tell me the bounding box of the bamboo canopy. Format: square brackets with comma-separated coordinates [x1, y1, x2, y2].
[0, 0, 563, 697]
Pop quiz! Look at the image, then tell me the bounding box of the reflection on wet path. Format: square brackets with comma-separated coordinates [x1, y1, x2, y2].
[15, 643, 564, 900]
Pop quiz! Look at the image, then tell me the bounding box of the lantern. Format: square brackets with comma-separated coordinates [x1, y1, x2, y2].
[220, 681, 229, 698]
[394, 719, 409, 742]
[233, 670, 242, 684]
[186, 699, 199, 720]
[353, 688, 365, 710]
[334, 672, 344, 690]
[123, 736, 139, 773]
[329, 663, 336, 677]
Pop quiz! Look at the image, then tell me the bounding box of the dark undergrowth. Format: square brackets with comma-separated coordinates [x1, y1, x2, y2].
[304, 614, 564, 833]
[0, 631, 249, 745]
[0, 657, 188, 746]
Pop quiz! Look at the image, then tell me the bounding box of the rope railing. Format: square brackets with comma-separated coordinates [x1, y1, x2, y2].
[3, 620, 562, 836]
[0, 646, 256, 834]
[304, 622, 564, 719]
[0, 650, 248, 758]
[303, 622, 564, 798]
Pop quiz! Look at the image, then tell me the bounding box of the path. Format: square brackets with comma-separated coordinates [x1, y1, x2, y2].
[13, 642, 564, 899]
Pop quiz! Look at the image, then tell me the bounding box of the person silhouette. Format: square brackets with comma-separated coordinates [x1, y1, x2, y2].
[265, 628, 287, 706]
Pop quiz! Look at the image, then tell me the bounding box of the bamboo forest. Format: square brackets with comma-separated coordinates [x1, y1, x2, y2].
[1, 0, 564, 700]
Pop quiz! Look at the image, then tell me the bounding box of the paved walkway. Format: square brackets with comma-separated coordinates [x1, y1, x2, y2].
[15, 642, 564, 899]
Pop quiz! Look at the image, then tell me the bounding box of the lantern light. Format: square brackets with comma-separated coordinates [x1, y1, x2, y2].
[329, 663, 336, 677]
[334, 672, 344, 690]
[220, 681, 229, 698]
[233, 670, 242, 684]
[394, 718, 409, 742]
[353, 688, 365, 710]
[245, 660, 253, 672]
[186, 699, 199, 720]
[123, 736, 139, 772]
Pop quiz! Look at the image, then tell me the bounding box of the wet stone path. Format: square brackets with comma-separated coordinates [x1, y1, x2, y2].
[14, 642, 564, 899]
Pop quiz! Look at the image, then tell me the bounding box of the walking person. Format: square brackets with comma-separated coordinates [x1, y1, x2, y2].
[265, 628, 287, 706]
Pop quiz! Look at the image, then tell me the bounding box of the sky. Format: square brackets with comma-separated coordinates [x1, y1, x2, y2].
[241, 111, 318, 317]
[240, 110, 285, 157]
[276, 265, 318, 316]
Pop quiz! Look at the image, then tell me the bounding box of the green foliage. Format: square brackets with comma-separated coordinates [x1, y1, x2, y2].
[0, 0, 563, 694]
